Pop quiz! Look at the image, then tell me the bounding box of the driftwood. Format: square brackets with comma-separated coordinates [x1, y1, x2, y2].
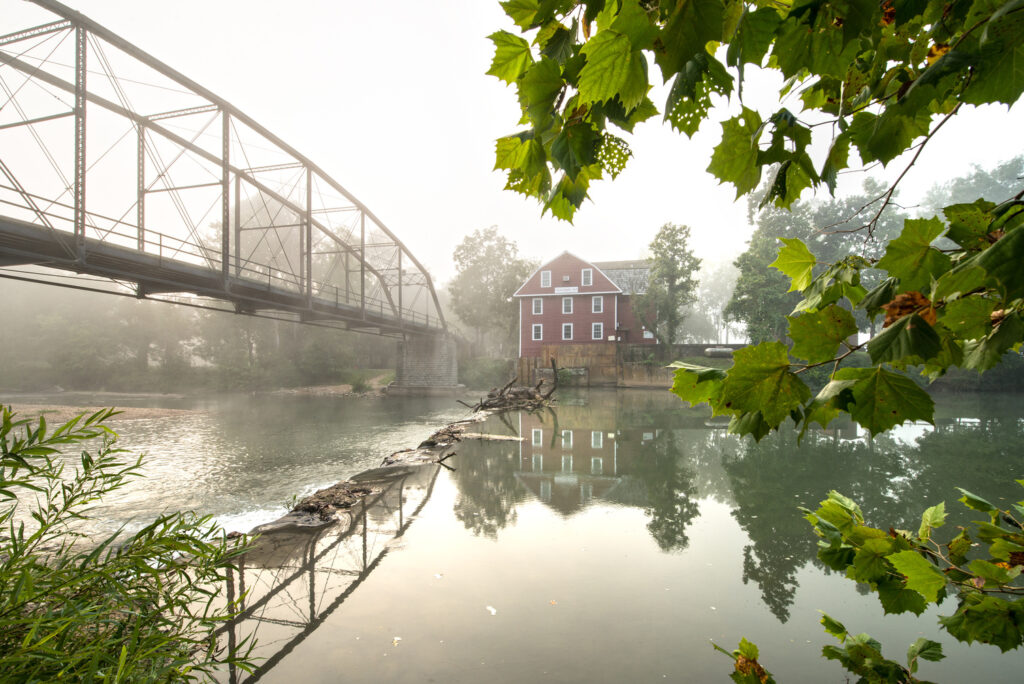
[458, 360, 558, 412]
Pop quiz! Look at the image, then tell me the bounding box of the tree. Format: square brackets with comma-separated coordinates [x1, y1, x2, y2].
[637, 223, 702, 349]
[727, 182, 903, 342]
[683, 261, 740, 343]
[448, 226, 535, 354]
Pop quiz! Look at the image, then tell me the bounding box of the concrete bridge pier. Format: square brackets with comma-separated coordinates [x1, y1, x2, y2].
[388, 334, 462, 396]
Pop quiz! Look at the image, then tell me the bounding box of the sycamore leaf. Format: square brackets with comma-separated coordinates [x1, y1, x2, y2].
[655, 0, 726, 78]
[877, 579, 929, 616]
[848, 537, 897, 582]
[487, 31, 535, 84]
[888, 550, 946, 602]
[707, 107, 763, 198]
[579, 31, 635, 105]
[718, 341, 810, 426]
[940, 296, 996, 340]
[867, 313, 942, 364]
[973, 224, 1024, 300]
[788, 305, 858, 363]
[518, 58, 564, 129]
[945, 200, 998, 251]
[669, 363, 727, 406]
[728, 410, 773, 441]
[907, 638, 944, 674]
[726, 6, 781, 68]
[940, 594, 1024, 652]
[918, 502, 946, 540]
[550, 122, 600, 180]
[834, 366, 934, 435]
[962, 312, 1024, 371]
[770, 238, 816, 292]
[501, 0, 541, 30]
[957, 487, 998, 513]
[876, 218, 951, 293]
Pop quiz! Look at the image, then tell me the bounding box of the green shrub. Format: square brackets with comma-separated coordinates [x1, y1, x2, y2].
[0, 407, 253, 681]
[459, 357, 514, 389]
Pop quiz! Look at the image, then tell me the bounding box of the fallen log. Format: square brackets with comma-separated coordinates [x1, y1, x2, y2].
[460, 359, 558, 413]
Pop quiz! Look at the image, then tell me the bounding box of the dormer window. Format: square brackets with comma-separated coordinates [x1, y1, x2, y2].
[581, 268, 592, 286]
[540, 270, 551, 288]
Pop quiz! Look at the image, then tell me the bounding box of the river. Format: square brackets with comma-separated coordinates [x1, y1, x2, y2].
[4, 388, 1024, 682]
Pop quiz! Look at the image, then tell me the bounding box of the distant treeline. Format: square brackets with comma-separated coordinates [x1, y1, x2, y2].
[0, 279, 396, 393]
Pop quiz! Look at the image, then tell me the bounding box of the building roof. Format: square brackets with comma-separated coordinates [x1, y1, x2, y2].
[593, 259, 650, 295]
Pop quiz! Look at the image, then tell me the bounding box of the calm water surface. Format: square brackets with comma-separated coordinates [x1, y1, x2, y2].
[9, 389, 1024, 682]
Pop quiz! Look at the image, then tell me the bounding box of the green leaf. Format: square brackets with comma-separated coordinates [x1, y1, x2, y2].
[847, 105, 932, 165]
[821, 134, 851, 195]
[835, 366, 935, 436]
[888, 550, 946, 603]
[877, 578, 929, 616]
[655, 0, 725, 78]
[487, 31, 536, 84]
[973, 225, 1024, 300]
[867, 313, 942, 364]
[940, 297, 996, 340]
[578, 31, 635, 105]
[957, 487, 999, 513]
[876, 218, 951, 293]
[737, 637, 759, 660]
[669, 363, 727, 406]
[918, 502, 946, 540]
[726, 7, 781, 68]
[550, 122, 600, 180]
[769, 237, 816, 292]
[859, 277, 899, 319]
[962, 313, 1024, 371]
[848, 537, 896, 582]
[610, 0, 659, 50]
[940, 594, 1024, 652]
[963, 33, 1024, 106]
[728, 410, 773, 441]
[945, 200, 998, 251]
[821, 613, 848, 641]
[518, 58, 564, 130]
[718, 341, 811, 426]
[788, 305, 858, 363]
[907, 638, 944, 673]
[665, 52, 733, 138]
[969, 558, 1022, 586]
[707, 107, 763, 198]
[501, 0, 541, 30]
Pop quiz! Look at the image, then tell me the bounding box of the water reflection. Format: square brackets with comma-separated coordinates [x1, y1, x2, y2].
[217, 465, 439, 683]
[209, 390, 1023, 683]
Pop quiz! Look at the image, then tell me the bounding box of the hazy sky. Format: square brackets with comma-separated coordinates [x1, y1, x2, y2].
[5, 0, 1024, 285]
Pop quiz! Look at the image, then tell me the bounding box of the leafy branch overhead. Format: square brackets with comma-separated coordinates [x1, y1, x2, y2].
[489, 0, 1024, 220]
[491, 0, 1024, 441]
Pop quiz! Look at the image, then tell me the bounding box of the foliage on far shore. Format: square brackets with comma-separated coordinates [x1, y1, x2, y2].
[0, 406, 253, 680]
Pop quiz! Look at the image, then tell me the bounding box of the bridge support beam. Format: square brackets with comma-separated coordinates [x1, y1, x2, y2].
[389, 334, 461, 396]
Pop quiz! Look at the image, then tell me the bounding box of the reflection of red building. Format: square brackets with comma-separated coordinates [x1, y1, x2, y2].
[514, 252, 654, 358]
[516, 411, 658, 515]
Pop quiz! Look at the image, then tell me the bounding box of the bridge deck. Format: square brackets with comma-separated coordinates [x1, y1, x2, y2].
[0, 215, 442, 337]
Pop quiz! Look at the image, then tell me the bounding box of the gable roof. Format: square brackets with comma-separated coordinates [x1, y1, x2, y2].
[513, 251, 622, 297]
[593, 259, 650, 295]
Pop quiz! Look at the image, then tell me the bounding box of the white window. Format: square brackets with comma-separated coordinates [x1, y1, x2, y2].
[561, 454, 573, 472]
[591, 431, 603, 449]
[580, 484, 593, 502]
[532, 428, 543, 447]
[532, 297, 543, 315]
[592, 322, 603, 340]
[581, 268, 592, 286]
[540, 270, 551, 288]
[643, 330, 654, 339]
[592, 295, 603, 313]
[540, 480, 552, 501]
[532, 324, 543, 341]
[532, 454, 543, 472]
[561, 429, 573, 448]
[591, 457, 603, 475]
[562, 297, 573, 314]
[562, 323, 573, 340]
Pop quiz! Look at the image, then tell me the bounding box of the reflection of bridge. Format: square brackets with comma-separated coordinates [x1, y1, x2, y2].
[0, 1, 445, 341]
[216, 464, 439, 683]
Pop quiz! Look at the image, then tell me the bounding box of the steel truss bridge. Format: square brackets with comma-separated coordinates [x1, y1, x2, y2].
[0, 0, 446, 338]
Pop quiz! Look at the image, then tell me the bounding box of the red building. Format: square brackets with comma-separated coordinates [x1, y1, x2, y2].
[513, 252, 654, 357]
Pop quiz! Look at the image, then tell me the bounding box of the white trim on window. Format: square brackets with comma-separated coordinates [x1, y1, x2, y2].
[532, 323, 543, 341]
[562, 297, 573, 314]
[591, 431, 603, 449]
[540, 270, 551, 288]
[592, 295, 603, 313]
[532, 297, 543, 315]
[581, 268, 592, 286]
[532, 428, 543, 446]
[562, 430, 573, 448]
[592, 322, 603, 340]
[562, 322, 573, 340]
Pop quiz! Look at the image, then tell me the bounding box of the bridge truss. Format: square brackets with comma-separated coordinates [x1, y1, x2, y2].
[0, 0, 446, 337]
